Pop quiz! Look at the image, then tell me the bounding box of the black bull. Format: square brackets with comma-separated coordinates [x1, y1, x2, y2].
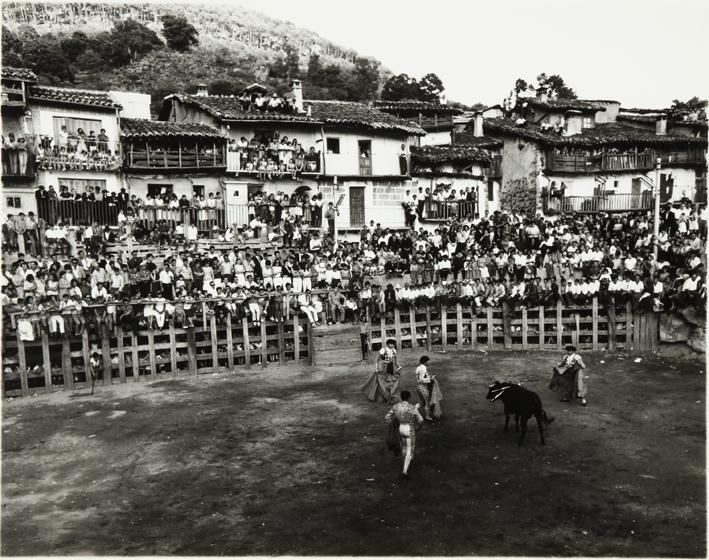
[486, 381, 554, 446]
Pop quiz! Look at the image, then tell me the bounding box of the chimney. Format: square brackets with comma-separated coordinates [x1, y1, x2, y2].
[473, 113, 484, 137]
[306, 103, 312, 117]
[656, 115, 667, 136]
[196, 83, 208, 97]
[290, 79, 304, 113]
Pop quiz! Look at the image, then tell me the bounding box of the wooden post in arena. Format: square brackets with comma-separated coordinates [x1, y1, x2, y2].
[131, 332, 140, 381]
[101, 328, 112, 385]
[394, 308, 402, 349]
[116, 327, 127, 383]
[293, 315, 301, 363]
[486, 307, 494, 350]
[440, 304, 447, 351]
[408, 305, 417, 350]
[226, 315, 234, 371]
[592, 298, 599, 351]
[62, 335, 73, 390]
[16, 334, 28, 396]
[456, 304, 463, 351]
[556, 300, 563, 351]
[471, 308, 478, 351]
[521, 308, 528, 350]
[538, 306, 545, 350]
[169, 325, 178, 376]
[41, 332, 52, 392]
[425, 305, 432, 351]
[242, 318, 251, 368]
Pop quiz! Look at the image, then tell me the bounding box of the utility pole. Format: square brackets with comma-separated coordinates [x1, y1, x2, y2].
[653, 157, 662, 261]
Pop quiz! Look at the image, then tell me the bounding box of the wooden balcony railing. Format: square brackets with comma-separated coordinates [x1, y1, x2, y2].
[359, 157, 372, 176]
[546, 192, 654, 213]
[126, 144, 226, 169]
[423, 198, 477, 221]
[546, 149, 706, 174]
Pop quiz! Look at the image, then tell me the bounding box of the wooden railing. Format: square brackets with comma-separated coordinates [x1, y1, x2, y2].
[423, 198, 477, 221]
[547, 149, 706, 173]
[359, 157, 372, 176]
[546, 192, 654, 213]
[2, 301, 313, 399]
[2, 298, 660, 399]
[126, 145, 226, 169]
[366, 300, 658, 355]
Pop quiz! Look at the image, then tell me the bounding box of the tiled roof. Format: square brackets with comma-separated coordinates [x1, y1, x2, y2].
[523, 98, 607, 113]
[28, 86, 121, 110]
[121, 118, 225, 139]
[484, 117, 707, 147]
[372, 100, 462, 115]
[620, 107, 671, 114]
[452, 131, 503, 149]
[163, 94, 425, 135]
[1, 67, 37, 81]
[411, 145, 492, 165]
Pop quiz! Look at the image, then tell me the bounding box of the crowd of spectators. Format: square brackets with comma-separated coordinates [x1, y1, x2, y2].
[227, 132, 321, 176]
[2, 195, 706, 345]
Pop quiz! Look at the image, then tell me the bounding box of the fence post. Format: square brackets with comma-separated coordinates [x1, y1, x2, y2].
[41, 332, 52, 392]
[147, 330, 157, 379]
[607, 304, 617, 351]
[456, 304, 463, 351]
[394, 308, 402, 350]
[409, 305, 417, 349]
[116, 326, 127, 383]
[521, 308, 528, 350]
[366, 307, 373, 353]
[486, 307, 494, 350]
[242, 318, 251, 368]
[307, 322, 315, 366]
[277, 317, 285, 365]
[210, 315, 219, 371]
[471, 306, 478, 351]
[425, 305, 432, 351]
[81, 329, 91, 388]
[572, 313, 580, 348]
[131, 332, 141, 381]
[625, 302, 633, 350]
[556, 300, 563, 351]
[293, 315, 301, 362]
[592, 298, 599, 351]
[100, 327, 111, 385]
[502, 303, 512, 350]
[226, 315, 234, 371]
[440, 304, 447, 351]
[169, 325, 178, 376]
[260, 320, 268, 367]
[186, 327, 197, 374]
[62, 335, 73, 390]
[538, 306, 545, 350]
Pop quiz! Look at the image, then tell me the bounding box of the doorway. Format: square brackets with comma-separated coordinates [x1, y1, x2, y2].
[349, 186, 365, 226]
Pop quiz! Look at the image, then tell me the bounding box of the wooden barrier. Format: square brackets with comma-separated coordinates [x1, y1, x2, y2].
[2, 304, 311, 398]
[367, 299, 659, 355]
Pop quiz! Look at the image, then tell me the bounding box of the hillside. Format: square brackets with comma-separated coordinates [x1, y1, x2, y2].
[1, 2, 391, 115]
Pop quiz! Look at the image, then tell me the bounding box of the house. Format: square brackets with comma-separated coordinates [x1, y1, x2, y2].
[1, 67, 151, 221]
[159, 80, 425, 230]
[121, 117, 227, 206]
[372, 100, 462, 146]
[479, 94, 708, 214]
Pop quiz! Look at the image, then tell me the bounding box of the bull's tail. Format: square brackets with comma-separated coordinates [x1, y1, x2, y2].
[542, 409, 554, 424]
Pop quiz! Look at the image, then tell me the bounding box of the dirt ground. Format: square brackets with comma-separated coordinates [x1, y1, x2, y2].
[1, 349, 705, 556]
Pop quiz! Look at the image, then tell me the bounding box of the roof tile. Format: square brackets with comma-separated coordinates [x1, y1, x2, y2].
[121, 118, 225, 139]
[28, 86, 120, 110]
[1, 67, 37, 81]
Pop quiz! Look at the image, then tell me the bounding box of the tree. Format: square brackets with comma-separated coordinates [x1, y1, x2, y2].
[419, 72, 444, 102]
[513, 78, 528, 95]
[307, 53, 322, 83]
[381, 73, 420, 101]
[104, 19, 163, 67]
[161, 14, 199, 52]
[2, 26, 24, 67]
[269, 43, 300, 81]
[536, 73, 576, 99]
[349, 57, 380, 101]
[60, 31, 89, 62]
[22, 34, 73, 83]
[671, 97, 707, 121]
[208, 79, 237, 96]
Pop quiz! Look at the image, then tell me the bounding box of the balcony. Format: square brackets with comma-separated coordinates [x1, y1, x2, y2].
[1, 83, 26, 108]
[2, 152, 35, 182]
[546, 192, 654, 214]
[35, 135, 120, 172]
[124, 142, 227, 169]
[422, 198, 477, 221]
[546, 149, 706, 174]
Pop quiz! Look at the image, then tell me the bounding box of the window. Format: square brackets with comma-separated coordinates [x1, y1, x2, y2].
[59, 178, 107, 191]
[326, 138, 340, 154]
[613, 180, 619, 189]
[6, 197, 21, 208]
[487, 180, 494, 202]
[53, 116, 103, 137]
[192, 184, 205, 197]
[147, 184, 173, 197]
[582, 116, 593, 129]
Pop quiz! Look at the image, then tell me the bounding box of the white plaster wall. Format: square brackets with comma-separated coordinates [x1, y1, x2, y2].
[419, 131, 452, 146]
[324, 132, 407, 176]
[37, 170, 124, 192]
[110, 91, 151, 119]
[29, 103, 120, 151]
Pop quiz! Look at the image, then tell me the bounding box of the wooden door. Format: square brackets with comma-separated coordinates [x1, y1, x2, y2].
[349, 186, 365, 226]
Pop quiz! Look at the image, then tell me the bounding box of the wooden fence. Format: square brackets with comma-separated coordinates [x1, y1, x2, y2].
[366, 299, 658, 355]
[2, 304, 312, 399]
[2, 297, 659, 400]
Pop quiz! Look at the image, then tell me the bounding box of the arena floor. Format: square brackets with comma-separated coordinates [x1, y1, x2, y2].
[1, 350, 705, 556]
